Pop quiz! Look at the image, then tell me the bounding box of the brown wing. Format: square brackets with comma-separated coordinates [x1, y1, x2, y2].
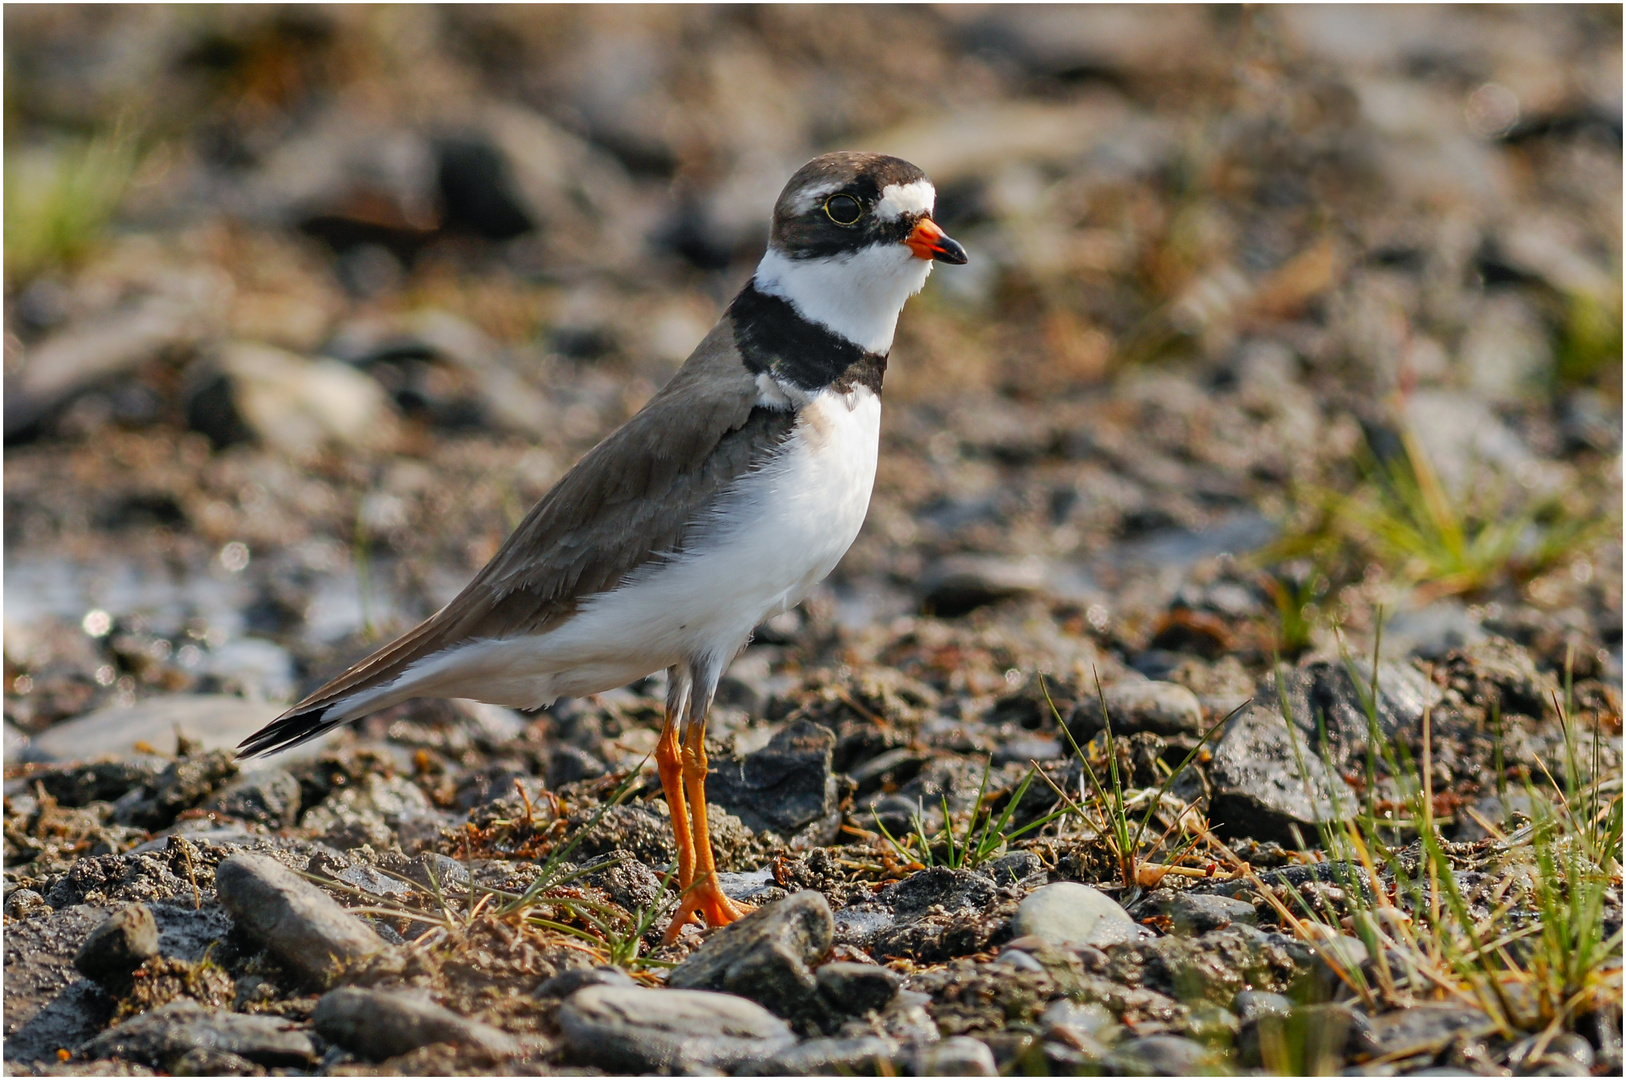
[241, 317, 793, 752]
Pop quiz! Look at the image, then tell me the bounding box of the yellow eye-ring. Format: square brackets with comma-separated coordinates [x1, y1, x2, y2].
[823, 194, 863, 226]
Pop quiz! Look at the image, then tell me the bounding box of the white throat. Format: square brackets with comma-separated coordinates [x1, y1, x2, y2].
[754, 243, 932, 355]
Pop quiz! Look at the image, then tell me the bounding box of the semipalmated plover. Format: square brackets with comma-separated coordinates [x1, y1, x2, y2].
[241, 151, 967, 938]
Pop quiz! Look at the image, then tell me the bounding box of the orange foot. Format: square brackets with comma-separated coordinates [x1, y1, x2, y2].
[662, 874, 754, 944]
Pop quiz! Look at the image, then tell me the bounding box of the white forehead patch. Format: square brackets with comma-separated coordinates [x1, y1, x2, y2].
[875, 179, 936, 221]
[785, 178, 847, 216]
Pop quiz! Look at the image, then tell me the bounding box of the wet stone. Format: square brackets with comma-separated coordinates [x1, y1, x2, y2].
[1010, 882, 1141, 948]
[984, 849, 1045, 886]
[213, 853, 389, 988]
[81, 1000, 315, 1070]
[314, 986, 521, 1061]
[1068, 680, 1204, 738]
[668, 890, 833, 1020]
[546, 744, 607, 788]
[205, 768, 301, 829]
[705, 719, 841, 846]
[816, 960, 900, 1015]
[1208, 702, 1356, 846]
[4, 904, 118, 1063]
[74, 903, 159, 990]
[556, 984, 797, 1073]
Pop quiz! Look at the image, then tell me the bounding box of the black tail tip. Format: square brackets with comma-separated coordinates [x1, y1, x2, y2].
[237, 706, 337, 759]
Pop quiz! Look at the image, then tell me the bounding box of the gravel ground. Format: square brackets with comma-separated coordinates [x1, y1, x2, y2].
[4, 6, 1621, 1076]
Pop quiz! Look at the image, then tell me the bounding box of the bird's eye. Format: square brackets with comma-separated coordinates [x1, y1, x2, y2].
[823, 194, 863, 226]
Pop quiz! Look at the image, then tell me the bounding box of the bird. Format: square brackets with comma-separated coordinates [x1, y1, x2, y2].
[239, 151, 967, 940]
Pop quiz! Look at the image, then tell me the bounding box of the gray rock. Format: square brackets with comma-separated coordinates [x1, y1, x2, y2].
[668, 890, 833, 1020]
[995, 947, 1045, 972]
[1042, 999, 1114, 1048]
[705, 720, 841, 846]
[881, 866, 997, 919]
[170, 1046, 263, 1076]
[1233, 990, 1293, 1023]
[5, 888, 48, 919]
[556, 984, 796, 1073]
[81, 1001, 315, 1070]
[546, 744, 607, 788]
[116, 750, 240, 830]
[314, 986, 521, 1061]
[983, 849, 1045, 885]
[1069, 680, 1205, 738]
[74, 903, 159, 989]
[1364, 1003, 1497, 1060]
[30, 759, 165, 807]
[1381, 602, 1486, 661]
[768, 1035, 905, 1076]
[912, 1035, 998, 1076]
[1010, 882, 1142, 948]
[919, 554, 1051, 616]
[1142, 889, 1257, 935]
[1299, 934, 1370, 999]
[4, 904, 117, 1063]
[30, 695, 334, 763]
[214, 853, 389, 988]
[1208, 701, 1356, 846]
[534, 965, 635, 999]
[1109, 1034, 1216, 1076]
[206, 769, 301, 829]
[815, 961, 900, 1015]
[1268, 657, 1444, 768]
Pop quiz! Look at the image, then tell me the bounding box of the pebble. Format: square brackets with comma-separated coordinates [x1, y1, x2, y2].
[995, 947, 1045, 972]
[171, 1046, 263, 1076]
[983, 849, 1045, 885]
[1068, 680, 1205, 738]
[768, 1035, 906, 1076]
[533, 965, 635, 999]
[81, 1000, 315, 1070]
[205, 768, 302, 829]
[918, 554, 1050, 617]
[1143, 889, 1258, 934]
[668, 890, 833, 1020]
[1109, 1034, 1216, 1076]
[1363, 1003, 1497, 1059]
[815, 961, 900, 1015]
[214, 853, 389, 988]
[705, 719, 841, 846]
[314, 986, 521, 1061]
[556, 984, 797, 1073]
[913, 1035, 999, 1077]
[1207, 701, 1356, 845]
[73, 903, 159, 989]
[1009, 882, 1143, 948]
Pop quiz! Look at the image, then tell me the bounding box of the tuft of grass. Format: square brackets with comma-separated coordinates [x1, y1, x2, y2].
[1555, 290, 1623, 391]
[873, 757, 1071, 872]
[4, 126, 143, 285]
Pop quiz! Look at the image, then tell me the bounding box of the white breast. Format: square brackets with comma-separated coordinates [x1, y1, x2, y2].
[362, 386, 883, 711]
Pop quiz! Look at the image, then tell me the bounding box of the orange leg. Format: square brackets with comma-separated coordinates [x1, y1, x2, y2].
[662, 702, 753, 942]
[656, 669, 697, 925]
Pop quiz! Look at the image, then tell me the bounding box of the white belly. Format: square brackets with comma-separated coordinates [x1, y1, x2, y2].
[365, 387, 882, 710]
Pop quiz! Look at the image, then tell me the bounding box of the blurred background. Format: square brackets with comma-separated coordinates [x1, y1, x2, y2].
[3, 5, 1621, 746]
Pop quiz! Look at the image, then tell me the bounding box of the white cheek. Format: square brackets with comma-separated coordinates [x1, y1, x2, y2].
[755, 244, 932, 355]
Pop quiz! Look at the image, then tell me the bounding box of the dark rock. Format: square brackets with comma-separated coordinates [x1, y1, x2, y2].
[1364, 1003, 1497, 1060]
[815, 961, 900, 1015]
[983, 849, 1045, 886]
[534, 965, 635, 999]
[546, 744, 607, 788]
[74, 903, 159, 990]
[116, 750, 240, 830]
[205, 769, 301, 829]
[881, 867, 997, 919]
[33, 760, 165, 807]
[580, 852, 669, 913]
[913, 1035, 999, 1076]
[706, 720, 841, 845]
[556, 984, 796, 1073]
[1068, 680, 1204, 738]
[569, 804, 675, 865]
[1268, 657, 1443, 768]
[170, 1046, 264, 1076]
[81, 1001, 315, 1070]
[314, 986, 521, 1061]
[1208, 701, 1356, 846]
[1140, 889, 1257, 935]
[767, 1035, 906, 1076]
[668, 890, 833, 1020]
[213, 853, 389, 988]
[920, 554, 1050, 616]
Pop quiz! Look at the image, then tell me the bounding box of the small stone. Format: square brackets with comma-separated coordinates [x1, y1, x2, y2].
[556, 985, 796, 1073]
[115, 750, 240, 830]
[533, 965, 635, 999]
[546, 744, 607, 788]
[171, 1046, 264, 1076]
[205, 768, 302, 829]
[1109, 1034, 1216, 1076]
[214, 853, 389, 988]
[769, 1035, 905, 1076]
[995, 947, 1045, 972]
[1143, 889, 1258, 935]
[81, 1001, 314, 1070]
[1233, 989, 1293, 1024]
[74, 903, 159, 989]
[5, 888, 47, 919]
[1010, 882, 1142, 948]
[1068, 680, 1204, 738]
[912, 1035, 999, 1076]
[1042, 998, 1113, 1039]
[983, 849, 1045, 885]
[815, 961, 900, 1015]
[881, 866, 997, 918]
[668, 890, 833, 1020]
[919, 554, 1050, 617]
[1364, 1003, 1497, 1060]
[1208, 702, 1356, 846]
[314, 986, 521, 1061]
[705, 720, 841, 846]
